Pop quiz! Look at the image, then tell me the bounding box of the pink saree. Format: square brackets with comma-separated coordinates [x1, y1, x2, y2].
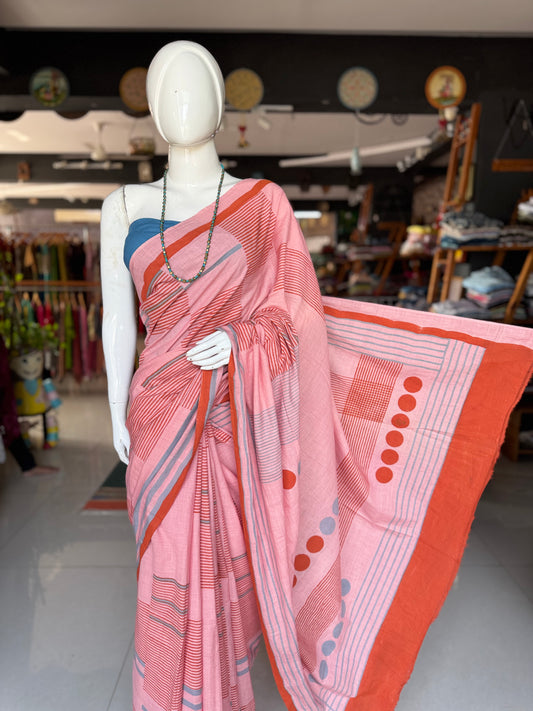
[124, 179, 533, 711]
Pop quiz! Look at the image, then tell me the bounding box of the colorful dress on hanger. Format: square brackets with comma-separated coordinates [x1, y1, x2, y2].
[123, 179, 533, 711]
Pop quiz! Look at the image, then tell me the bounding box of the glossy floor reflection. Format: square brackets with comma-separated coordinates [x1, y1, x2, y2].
[0, 394, 532, 711]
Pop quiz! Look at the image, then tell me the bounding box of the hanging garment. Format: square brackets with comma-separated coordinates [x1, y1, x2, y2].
[123, 179, 533, 711]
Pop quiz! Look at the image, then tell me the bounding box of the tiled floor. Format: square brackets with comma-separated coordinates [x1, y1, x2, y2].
[0, 393, 532, 711]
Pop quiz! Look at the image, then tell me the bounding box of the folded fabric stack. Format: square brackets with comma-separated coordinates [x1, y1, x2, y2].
[463, 265, 515, 305]
[439, 205, 502, 249]
[499, 224, 533, 246]
[460, 265, 529, 321]
[429, 298, 488, 318]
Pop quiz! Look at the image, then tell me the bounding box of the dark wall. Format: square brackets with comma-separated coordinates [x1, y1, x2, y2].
[1, 30, 532, 217]
[1, 30, 532, 114]
[474, 90, 533, 220]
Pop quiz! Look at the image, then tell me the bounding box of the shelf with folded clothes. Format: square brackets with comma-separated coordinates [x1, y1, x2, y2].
[321, 222, 408, 298]
[427, 242, 533, 324]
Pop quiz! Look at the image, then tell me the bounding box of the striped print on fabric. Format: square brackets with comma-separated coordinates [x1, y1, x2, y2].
[275, 245, 324, 318]
[326, 315, 449, 371]
[141, 180, 270, 300]
[295, 554, 342, 674]
[126, 387, 187, 463]
[219, 193, 275, 275]
[228, 340, 319, 711]
[325, 339, 486, 706]
[133, 410, 197, 552]
[187, 286, 244, 343]
[336, 453, 369, 547]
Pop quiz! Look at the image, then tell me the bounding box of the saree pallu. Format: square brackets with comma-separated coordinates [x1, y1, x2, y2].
[124, 179, 533, 711]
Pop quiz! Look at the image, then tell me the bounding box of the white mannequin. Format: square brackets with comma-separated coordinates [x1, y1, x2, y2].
[101, 41, 236, 464]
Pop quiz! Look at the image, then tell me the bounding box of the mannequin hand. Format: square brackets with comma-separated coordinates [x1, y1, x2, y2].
[186, 330, 232, 370]
[109, 402, 130, 464]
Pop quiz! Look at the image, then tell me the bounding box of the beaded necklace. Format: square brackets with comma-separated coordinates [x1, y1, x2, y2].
[159, 163, 225, 283]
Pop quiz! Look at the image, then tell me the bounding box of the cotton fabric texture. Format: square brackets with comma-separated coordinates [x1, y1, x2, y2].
[123, 179, 533, 711]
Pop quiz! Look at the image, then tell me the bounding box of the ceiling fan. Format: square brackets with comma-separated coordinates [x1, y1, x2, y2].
[54, 120, 155, 170]
[84, 120, 110, 161]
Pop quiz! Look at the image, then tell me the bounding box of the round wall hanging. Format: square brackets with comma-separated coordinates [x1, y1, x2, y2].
[225, 69, 264, 111]
[337, 67, 379, 111]
[29, 67, 69, 108]
[425, 66, 466, 110]
[119, 67, 149, 113]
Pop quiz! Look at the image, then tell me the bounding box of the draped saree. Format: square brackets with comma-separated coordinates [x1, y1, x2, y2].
[124, 179, 533, 711]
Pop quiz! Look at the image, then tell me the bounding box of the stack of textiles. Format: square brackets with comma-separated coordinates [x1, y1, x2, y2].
[439, 205, 502, 249]
[499, 224, 533, 246]
[458, 266, 529, 321]
[463, 266, 516, 309]
[429, 266, 530, 320]
[429, 298, 488, 319]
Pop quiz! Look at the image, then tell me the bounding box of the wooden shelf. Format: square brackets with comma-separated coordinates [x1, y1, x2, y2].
[427, 242, 533, 324]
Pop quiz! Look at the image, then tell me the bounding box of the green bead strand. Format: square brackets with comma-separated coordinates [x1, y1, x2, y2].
[160, 163, 225, 284]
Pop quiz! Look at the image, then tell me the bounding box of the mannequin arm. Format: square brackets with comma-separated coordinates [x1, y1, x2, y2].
[100, 188, 137, 463]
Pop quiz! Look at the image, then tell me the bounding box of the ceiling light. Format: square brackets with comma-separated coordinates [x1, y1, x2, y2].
[257, 113, 271, 131]
[294, 210, 322, 219]
[6, 129, 30, 142]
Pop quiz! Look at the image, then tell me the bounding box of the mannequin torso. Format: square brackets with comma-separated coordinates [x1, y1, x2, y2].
[101, 41, 239, 462]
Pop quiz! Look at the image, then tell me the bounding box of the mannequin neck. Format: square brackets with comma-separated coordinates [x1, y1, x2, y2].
[166, 140, 223, 188]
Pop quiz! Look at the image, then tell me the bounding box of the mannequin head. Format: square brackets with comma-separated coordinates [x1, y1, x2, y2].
[147, 41, 225, 147]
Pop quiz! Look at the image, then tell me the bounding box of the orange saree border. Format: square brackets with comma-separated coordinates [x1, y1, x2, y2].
[141, 180, 271, 301]
[323, 305, 533, 710]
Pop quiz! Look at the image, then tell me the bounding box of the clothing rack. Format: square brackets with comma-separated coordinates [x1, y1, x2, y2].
[14, 280, 101, 292]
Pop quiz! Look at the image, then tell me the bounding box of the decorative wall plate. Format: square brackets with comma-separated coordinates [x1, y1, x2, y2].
[225, 68, 264, 111]
[119, 67, 149, 113]
[29, 67, 69, 108]
[337, 67, 378, 111]
[425, 65, 466, 110]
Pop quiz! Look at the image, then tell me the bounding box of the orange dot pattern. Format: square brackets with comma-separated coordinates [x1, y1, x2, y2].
[375, 376, 422, 484]
[293, 501, 338, 585]
[307, 535, 325, 553]
[294, 554, 310, 571]
[283, 469, 296, 489]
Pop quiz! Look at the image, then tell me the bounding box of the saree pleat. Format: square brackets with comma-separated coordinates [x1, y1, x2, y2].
[124, 179, 533, 711]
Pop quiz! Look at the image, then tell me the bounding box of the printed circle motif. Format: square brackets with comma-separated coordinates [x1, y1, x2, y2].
[381, 449, 399, 465]
[322, 640, 336, 656]
[376, 467, 394, 483]
[341, 578, 351, 596]
[386, 430, 404, 447]
[283, 470, 296, 489]
[398, 394, 417, 412]
[333, 622, 343, 639]
[320, 517, 336, 535]
[294, 554, 310, 571]
[404, 376, 423, 393]
[307, 536, 325, 553]
[392, 413, 410, 428]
